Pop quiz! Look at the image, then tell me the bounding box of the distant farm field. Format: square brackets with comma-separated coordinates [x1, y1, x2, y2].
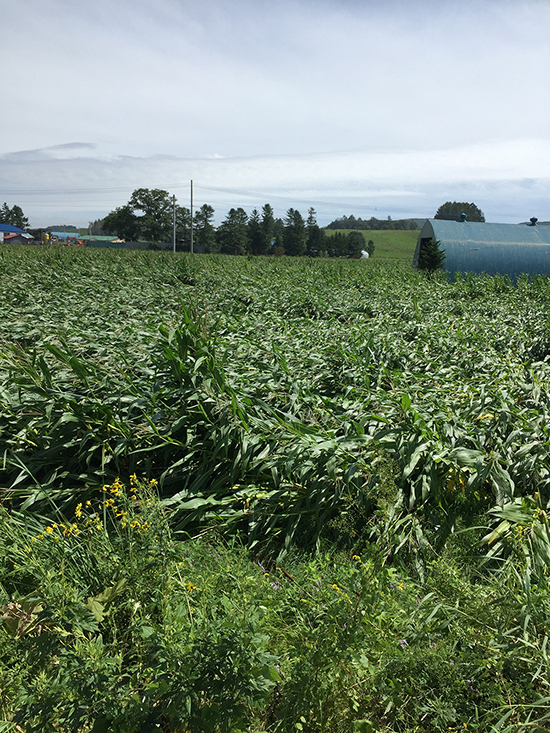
[324, 228, 419, 259]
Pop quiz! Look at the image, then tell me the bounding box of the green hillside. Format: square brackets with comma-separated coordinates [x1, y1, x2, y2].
[324, 228, 419, 260]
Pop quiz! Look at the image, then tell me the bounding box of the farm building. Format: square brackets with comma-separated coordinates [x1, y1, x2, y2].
[3, 233, 33, 245]
[413, 218, 550, 278]
[0, 222, 31, 244]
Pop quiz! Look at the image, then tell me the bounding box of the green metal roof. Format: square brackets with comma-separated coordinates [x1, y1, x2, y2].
[414, 220, 550, 277]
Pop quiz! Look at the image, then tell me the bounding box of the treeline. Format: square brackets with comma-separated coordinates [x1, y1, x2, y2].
[102, 189, 370, 258]
[326, 214, 418, 230]
[1, 202, 29, 230]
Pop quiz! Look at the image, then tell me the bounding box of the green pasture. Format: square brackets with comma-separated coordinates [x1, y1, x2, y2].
[324, 228, 419, 259]
[2, 246, 550, 732]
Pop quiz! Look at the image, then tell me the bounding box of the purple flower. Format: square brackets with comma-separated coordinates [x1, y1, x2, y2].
[398, 639, 408, 649]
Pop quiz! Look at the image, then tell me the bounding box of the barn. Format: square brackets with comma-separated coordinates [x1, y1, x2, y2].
[413, 218, 550, 278]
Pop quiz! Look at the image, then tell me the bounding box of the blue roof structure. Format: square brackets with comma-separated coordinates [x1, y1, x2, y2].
[413, 219, 550, 278]
[0, 223, 28, 234]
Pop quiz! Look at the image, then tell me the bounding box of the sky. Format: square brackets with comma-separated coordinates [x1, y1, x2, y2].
[1, 0, 549, 227]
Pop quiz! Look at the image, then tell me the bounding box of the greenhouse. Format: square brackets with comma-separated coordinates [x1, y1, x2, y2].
[413, 218, 550, 278]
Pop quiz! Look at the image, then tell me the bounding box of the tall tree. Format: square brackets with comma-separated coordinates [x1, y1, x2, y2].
[247, 209, 266, 255]
[217, 208, 249, 255]
[103, 205, 141, 241]
[127, 188, 173, 242]
[261, 204, 275, 252]
[1, 202, 29, 229]
[335, 232, 349, 257]
[103, 188, 185, 243]
[283, 208, 307, 256]
[306, 207, 325, 257]
[175, 206, 192, 250]
[194, 204, 216, 253]
[434, 202, 485, 222]
[346, 230, 366, 258]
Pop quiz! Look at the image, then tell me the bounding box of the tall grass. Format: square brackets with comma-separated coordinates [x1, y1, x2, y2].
[2, 247, 550, 730]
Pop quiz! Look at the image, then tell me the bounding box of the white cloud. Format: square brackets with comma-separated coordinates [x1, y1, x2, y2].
[1, 138, 548, 226]
[1, 0, 549, 224]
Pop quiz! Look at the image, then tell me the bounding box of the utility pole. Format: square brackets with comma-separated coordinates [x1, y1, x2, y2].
[172, 194, 176, 253]
[190, 179, 194, 254]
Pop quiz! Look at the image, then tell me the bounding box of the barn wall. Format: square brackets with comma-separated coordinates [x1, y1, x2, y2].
[414, 220, 550, 278]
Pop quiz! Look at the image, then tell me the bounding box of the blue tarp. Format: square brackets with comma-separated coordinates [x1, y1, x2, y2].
[0, 223, 28, 233]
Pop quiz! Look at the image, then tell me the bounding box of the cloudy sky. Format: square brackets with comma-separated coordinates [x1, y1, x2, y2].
[1, 0, 549, 226]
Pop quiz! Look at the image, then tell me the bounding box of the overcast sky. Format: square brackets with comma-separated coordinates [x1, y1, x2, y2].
[1, 0, 549, 226]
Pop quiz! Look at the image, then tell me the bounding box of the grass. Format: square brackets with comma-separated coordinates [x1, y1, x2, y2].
[2, 478, 550, 732]
[1, 246, 550, 731]
[323, 229, 419, 259]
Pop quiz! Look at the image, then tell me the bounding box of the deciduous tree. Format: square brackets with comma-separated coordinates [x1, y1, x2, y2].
[103, 189, 186, 243]
[434, 201, 485, 222]
[1, 202, 29, 229]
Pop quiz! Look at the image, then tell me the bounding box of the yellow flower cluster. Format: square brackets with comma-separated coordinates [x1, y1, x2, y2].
[31, 520, 81, 544]
[29, 475, 158, 545]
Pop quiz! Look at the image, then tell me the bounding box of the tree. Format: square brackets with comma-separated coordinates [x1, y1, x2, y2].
[283, 208, 307, 256]
[217, 208, 249, 255]
[306, 207, 325, 257]
[247, 209, 266, 255]
[418, 238, 445, 273]
[261, 204, 275, 254]
[175, 206, 192, 250]
[194, 204, 216, 253]
[103, 205, 141, 241]
[1, 202, 29, 229]
[434, 202, 485, 222]
[128, 188, 173, 242]
[88, 218, 105, 235]
[103, 189, 186, 243]
[346, 231, 365, 258]
[326, 232, 347, 258]
[366, 239, 375, 257]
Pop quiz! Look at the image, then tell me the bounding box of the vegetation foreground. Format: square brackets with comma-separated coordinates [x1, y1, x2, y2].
[2, 246, 550, 732]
